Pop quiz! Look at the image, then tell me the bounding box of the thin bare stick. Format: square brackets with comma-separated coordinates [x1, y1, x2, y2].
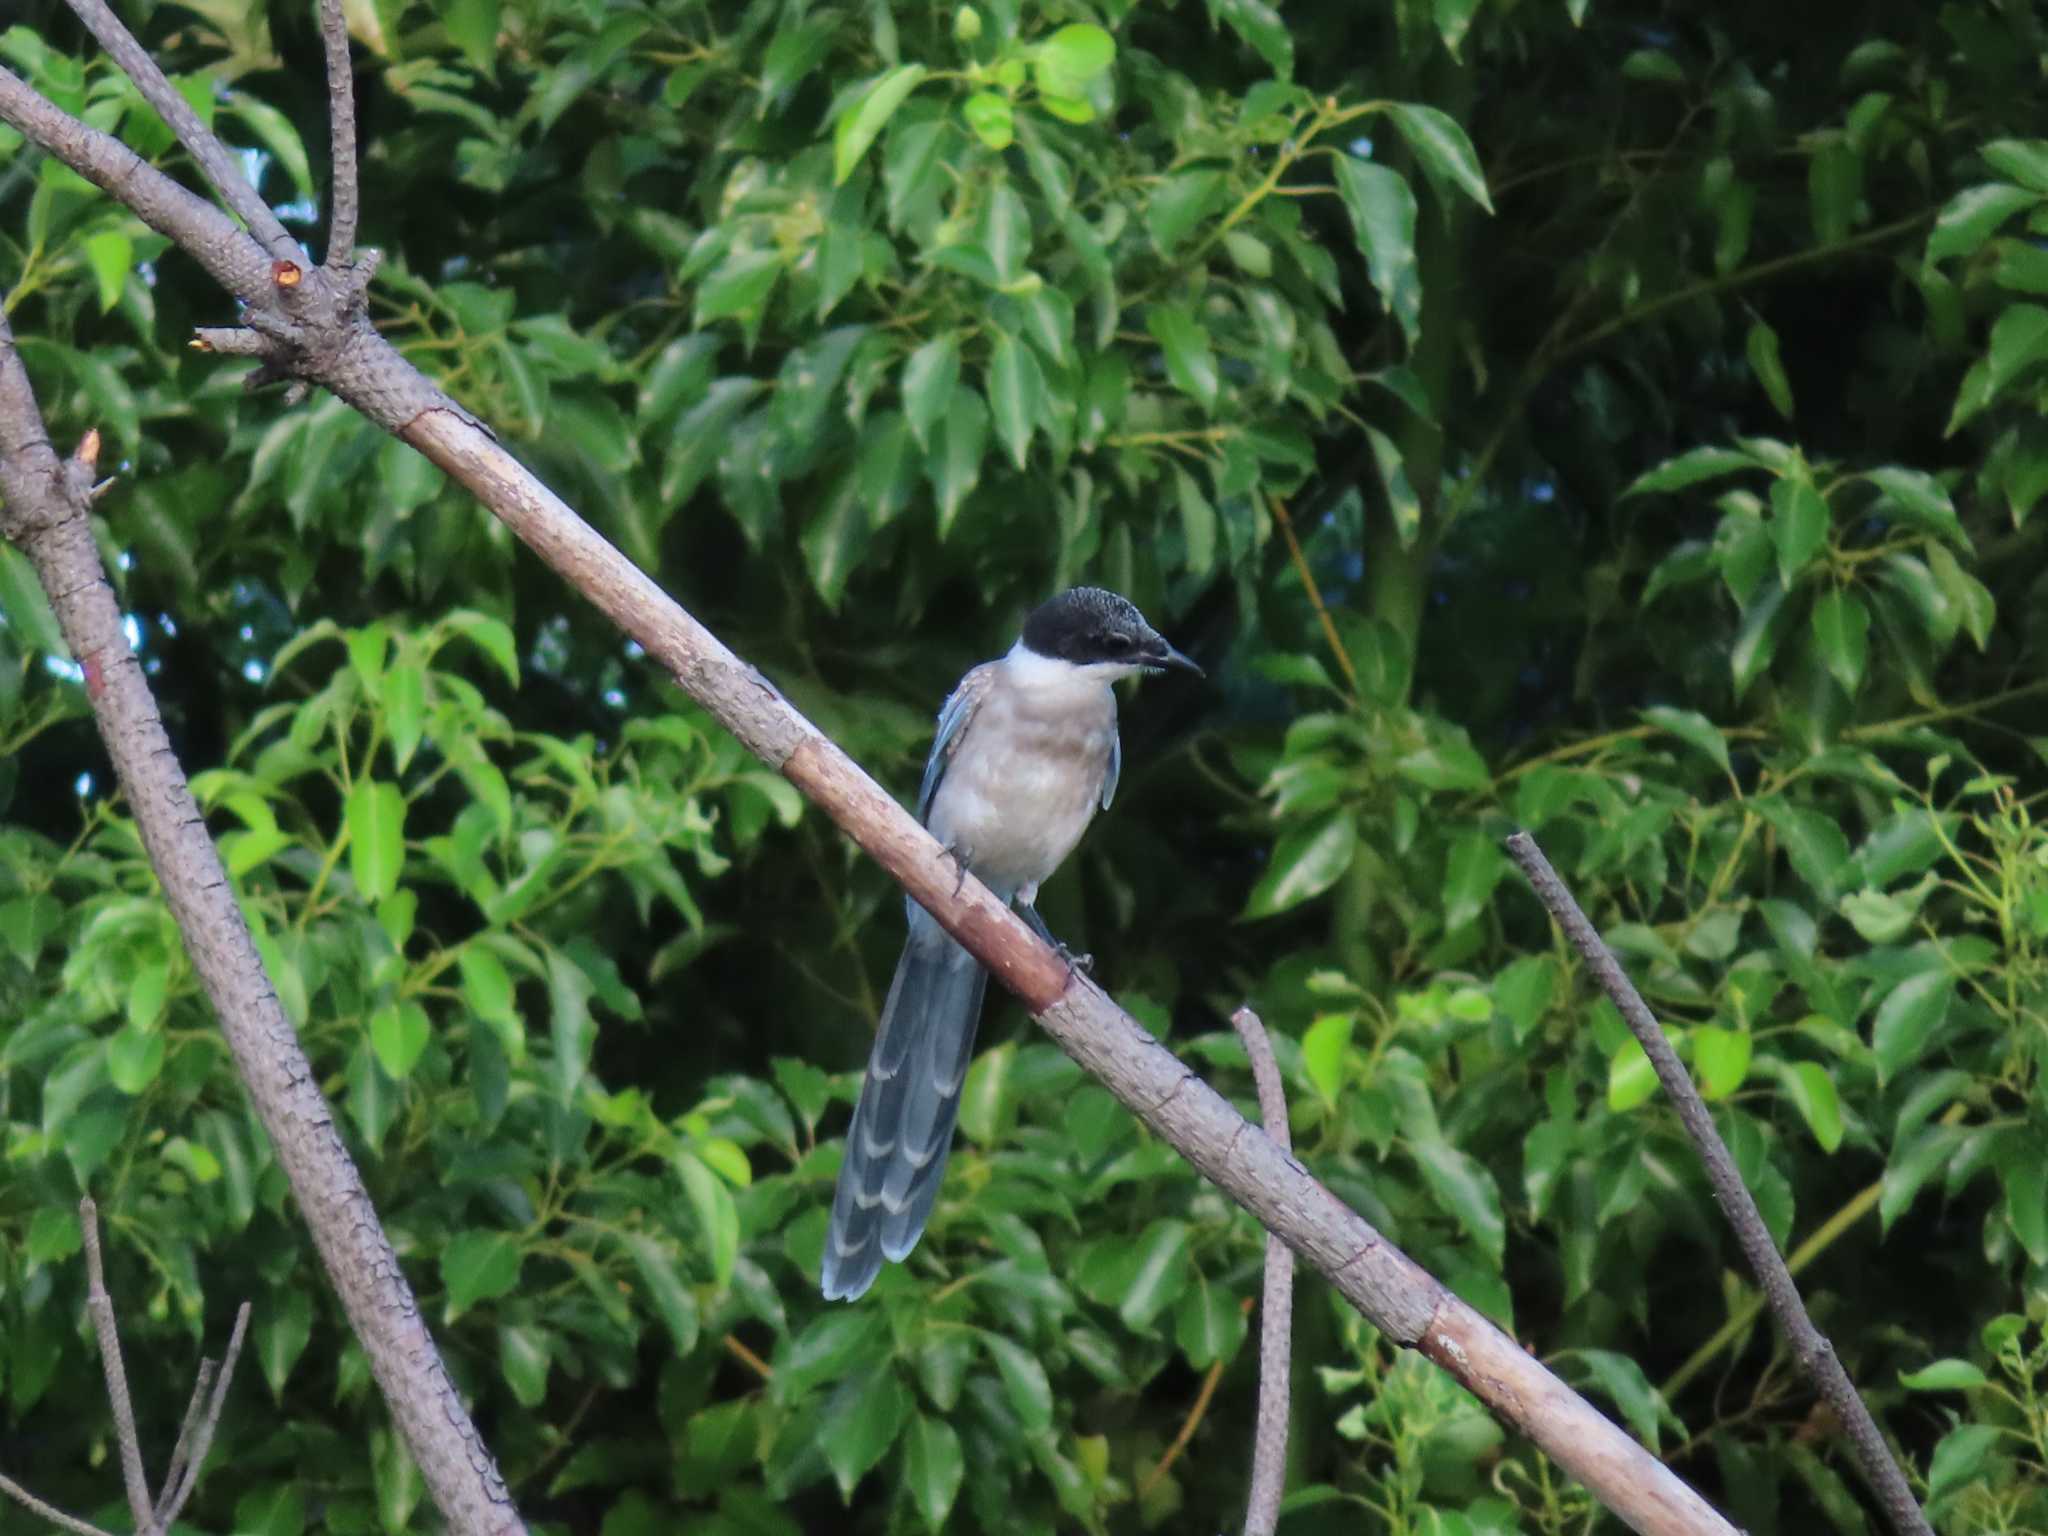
[63, 0, 298, 260]
[0, 1473, 117, 1536]
[80, 1199, 155, 1534]
[1503, 831, 1932, 1536]
[1139, 1348, 1229, 1499]
[1267, 492, 1361, 698]
[0, 312, 521, 1535]
[150, 1358, 216, 1518]
[155, 1301, 250, 1530]
[316, 0, 359, 266]
[1231, 1007, 1294, 1536]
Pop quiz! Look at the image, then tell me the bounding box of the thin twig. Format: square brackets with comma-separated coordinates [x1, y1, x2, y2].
[1268, 492, 1360, 698]
[317, 0, 359, 266]
[1231, 1007, 1294, 1536]
[1139, 1342, 1231, 1499]
[0, 1473, 116, 1536]
[721, 1333, 773, 1382]
[156, 1301, 250, 1531]
[1503, 831, 1933, 1536]
[65, 0, 298, 260]
[80, 1199, 154, 1534]
[150, 1358, 216, 1518]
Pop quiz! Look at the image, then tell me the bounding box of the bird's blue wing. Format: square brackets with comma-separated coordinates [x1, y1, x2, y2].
[1101, 726, 1121, 811]
[916, 664, 991, 824]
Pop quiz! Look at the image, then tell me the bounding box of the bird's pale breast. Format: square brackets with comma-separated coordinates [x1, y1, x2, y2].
[926, 660, 1116, 894]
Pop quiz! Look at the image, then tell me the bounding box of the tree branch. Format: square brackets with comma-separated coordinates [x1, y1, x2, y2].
[1231, 1007, 1294, 1536]
[80, 1199, 154, 1533]
[1503, 831, 1931, 1536]
[65, 0, 299, 259]
[0, 309, 522, 1536]
[316, 0, 360, 267]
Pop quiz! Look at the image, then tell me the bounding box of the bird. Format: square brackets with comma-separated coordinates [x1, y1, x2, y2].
[820, 587, 1202, 1301]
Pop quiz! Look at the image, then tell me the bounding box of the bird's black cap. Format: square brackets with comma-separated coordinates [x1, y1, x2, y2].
[1020, 587, 1203, 675]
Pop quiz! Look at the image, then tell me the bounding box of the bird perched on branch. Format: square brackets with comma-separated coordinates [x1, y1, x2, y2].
[821, 587, 1202, 1301]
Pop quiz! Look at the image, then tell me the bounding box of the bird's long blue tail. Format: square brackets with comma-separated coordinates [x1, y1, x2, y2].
[821, 901, 990, 1301]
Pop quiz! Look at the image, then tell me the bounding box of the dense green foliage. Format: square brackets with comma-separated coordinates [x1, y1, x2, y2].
[4, 0, 2048, 1532]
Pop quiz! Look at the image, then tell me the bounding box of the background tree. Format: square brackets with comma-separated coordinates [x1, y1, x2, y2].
[2, 1, 2044, 1533]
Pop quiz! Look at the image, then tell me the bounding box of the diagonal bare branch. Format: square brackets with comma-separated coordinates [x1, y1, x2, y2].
[64, 0, 298, 259]
[1504, 831, 1931, 1536]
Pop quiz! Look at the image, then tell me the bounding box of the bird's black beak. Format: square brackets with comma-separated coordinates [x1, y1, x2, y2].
[1145, 638, 1204, 677]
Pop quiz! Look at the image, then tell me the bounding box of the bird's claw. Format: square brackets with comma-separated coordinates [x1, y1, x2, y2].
[1056, 944, 1094, 978]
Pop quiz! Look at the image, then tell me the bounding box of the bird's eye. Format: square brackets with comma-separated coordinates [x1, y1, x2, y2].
[1102, 632, 1133, 652]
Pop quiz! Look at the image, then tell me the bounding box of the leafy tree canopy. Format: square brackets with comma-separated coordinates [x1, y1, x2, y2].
[2, 0, 2046, 1531]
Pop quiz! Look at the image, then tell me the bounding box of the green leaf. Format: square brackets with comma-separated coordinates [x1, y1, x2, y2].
[1898, 1358, 1989, 1392]
[499, 1324, 550, 1408]
[1778, 1061, 1843, 1151]
[1986, 302, 2048, 398]
[980, 1330, 1054, 1431]
[1625, 446, 1758, 497]
[930, 386, 989, 536]
[105, 1023, 165, 1094]
[1925, 182, 2041, 264]
[1769, 477, 1830, 584]
[0, 543, 68, 657]
[1810, 590, 1870, 693]
[84, 229, 132, 313]
[902, 1415, 965, 1530]
[1807, 140, 1859, 244]
[1175, 1274, 1247, 1368]
[1413, 1140, 1506, 1265]
[1871, 969, 1951, 1082]
[985, 329, 1045, 470]
[1146, 167, 1226, 254]
[835, 66, 929, 184]
[1926, 1423, 2000, 1505]
[369, 1000, 430, 1080]
[1333, 158, 1421, 347]
[1730, 580, 1789, 700]
[901, 335, 960, 449]
[1386, 102, 1493, 212]
[1746, 318, 1795, 418]
[1244, 809, 1357, 918]
[346, 779, 406, 904]
[800, 474, 868, 612]
[961, 91, 1014, 150]
[1980, 139, 2048, 193]
[694, 247, 783, 329]
[442, 1230, 523, 1316]
[1033, 23, 1115, 98]
[1171, 465, 1218, 577]
[1146, 305, 1219, 410]
[1300, 1012, 1353, 1102]
[818, 1366, 910, 1499]
[624, 1232, 700, 1353]
[1691, 1026, 1751, 1100]
[674, 1147, 740, 1288]
[1640, 705, 1730, 773]
[1117, 1219, 1192, 1331]
[1864, 466, 1967, 548]
[1998, 1128, 2047, 1264]
[1607, 1038, 1658, 1112]
[1216, 0, 1292, 76]
[382, 662, 426, 772]
[1442, 829, 1507, 930]
[1394, 737, 1490, 791]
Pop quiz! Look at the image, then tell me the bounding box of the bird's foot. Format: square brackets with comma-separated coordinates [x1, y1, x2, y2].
[940, 841, 973, 897]
[1056, 943, 1095, 979]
